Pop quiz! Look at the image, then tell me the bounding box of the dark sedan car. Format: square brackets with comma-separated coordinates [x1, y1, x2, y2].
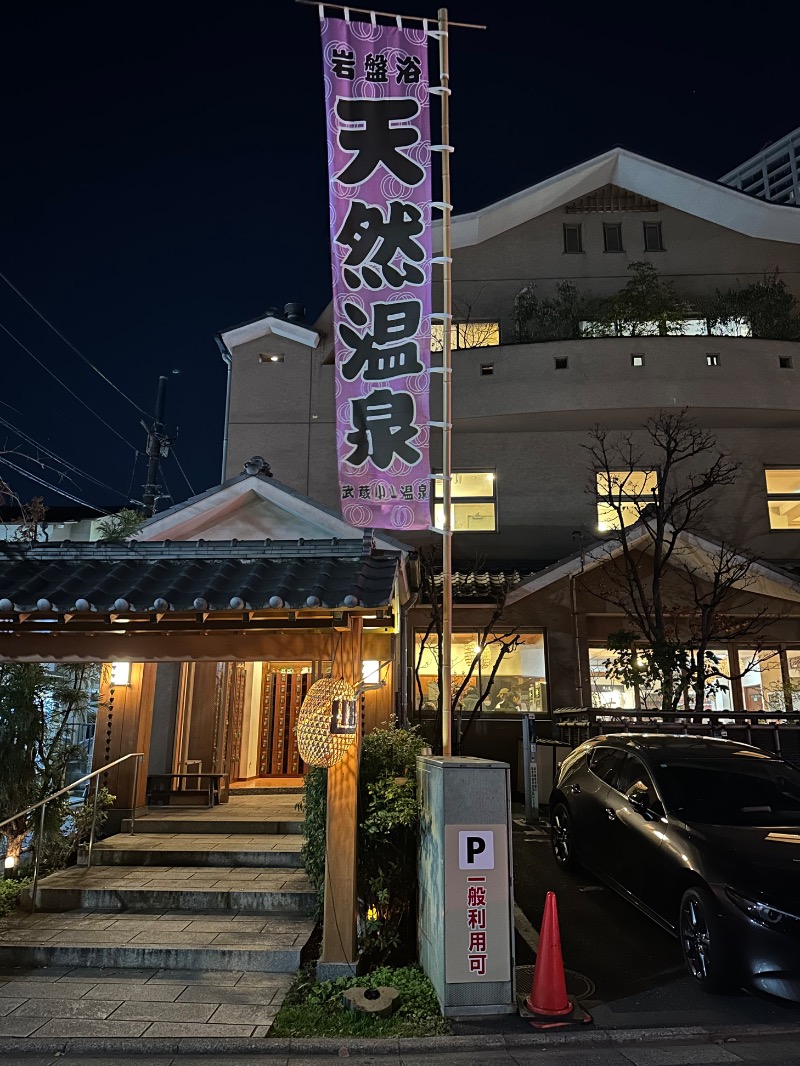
[549, 734, 800, 1000]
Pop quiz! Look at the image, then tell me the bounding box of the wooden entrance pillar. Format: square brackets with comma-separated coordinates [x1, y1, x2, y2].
[94, 662, 157, 812]
[320, 616, 362, 969]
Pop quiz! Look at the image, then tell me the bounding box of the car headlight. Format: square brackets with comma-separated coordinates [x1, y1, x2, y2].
[725, 887, 800, 928]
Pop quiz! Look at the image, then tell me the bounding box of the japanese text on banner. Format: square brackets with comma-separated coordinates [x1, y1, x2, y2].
[321, 16, 432, 531]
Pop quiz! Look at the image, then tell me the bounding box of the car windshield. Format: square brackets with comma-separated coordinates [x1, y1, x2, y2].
[656, 757, 800, 826]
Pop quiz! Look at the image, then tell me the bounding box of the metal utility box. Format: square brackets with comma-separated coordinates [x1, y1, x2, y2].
[417, 756, 516, 1017]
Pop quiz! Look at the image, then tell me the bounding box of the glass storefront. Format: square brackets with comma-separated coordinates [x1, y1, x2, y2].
[414, 630, 548, 715]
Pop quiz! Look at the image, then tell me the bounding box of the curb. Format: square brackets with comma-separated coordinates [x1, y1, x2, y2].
[4, 1021, 800, 1056]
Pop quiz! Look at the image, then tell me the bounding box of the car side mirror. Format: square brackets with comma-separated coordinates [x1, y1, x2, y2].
[627, 785, 650, 815]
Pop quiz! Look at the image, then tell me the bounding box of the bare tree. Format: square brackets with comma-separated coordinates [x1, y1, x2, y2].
[586, 410, 774, 714]
[413, 547, 522, 753]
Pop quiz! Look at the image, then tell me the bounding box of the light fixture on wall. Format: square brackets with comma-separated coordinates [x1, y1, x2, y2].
[362, 660, 381, 686]
[110, 662, 131, 686]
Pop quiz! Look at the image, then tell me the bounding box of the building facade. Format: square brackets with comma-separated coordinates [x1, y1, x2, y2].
[720, 125, 800, 206]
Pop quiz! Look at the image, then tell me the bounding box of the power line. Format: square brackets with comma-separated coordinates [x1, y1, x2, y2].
[0, 456, 109, 513]
[0, 319, 139, 453]
[171, 448, 196, 498]
[0, 270, 151, 418]
[0, 413, 131, 500]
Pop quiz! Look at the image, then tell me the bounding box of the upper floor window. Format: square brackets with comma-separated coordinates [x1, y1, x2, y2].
[563, 223, 583, 254]
[765, 469, 800, 529]
[603, 222, 624, 253]
[643, 221, 664, 252]
[431, 321, 500, 352]
[434, 471, 497, 532]
[596, 469, 658, 530]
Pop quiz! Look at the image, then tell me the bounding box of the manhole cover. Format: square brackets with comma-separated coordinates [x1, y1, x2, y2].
[515, 964, 595, 1001]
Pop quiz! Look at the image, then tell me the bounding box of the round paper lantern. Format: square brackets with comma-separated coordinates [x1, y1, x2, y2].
[296, 677, 358, 768]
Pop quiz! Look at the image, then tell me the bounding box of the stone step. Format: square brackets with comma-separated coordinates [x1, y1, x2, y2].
[80, 833, 304, 869]
[0, 911, 315, 973]
[21, 866, 316, 915]
[123, 816, 304, 836]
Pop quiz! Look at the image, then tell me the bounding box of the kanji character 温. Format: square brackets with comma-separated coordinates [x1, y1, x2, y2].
[467, 886, 486, 907]
[335, 98, 424, 187]
[330, 47, 356, 80]
[396, 54, 422, 84]
[336, 199, 425, 290]
[365, 53, 388, 82]
[346, 389, 422, 471]
[339, 300, 423, 382]
[400, 485, 413, 500]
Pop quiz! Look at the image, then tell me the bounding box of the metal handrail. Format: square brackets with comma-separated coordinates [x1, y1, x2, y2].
[0, 751, 145, 913]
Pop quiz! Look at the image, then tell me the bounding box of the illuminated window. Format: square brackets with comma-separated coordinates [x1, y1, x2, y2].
[414, 630, 548, 715]
[596, 469, 658, 530]
[765, 469, 800, 529]
[431, 321, 500, 352]
[434, 471, 496, 532]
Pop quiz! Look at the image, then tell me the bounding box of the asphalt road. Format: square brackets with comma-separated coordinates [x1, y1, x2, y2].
[509, 808, 800, 1031]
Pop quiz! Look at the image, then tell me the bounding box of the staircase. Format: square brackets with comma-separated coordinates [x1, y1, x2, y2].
[0, 796, 317, 974]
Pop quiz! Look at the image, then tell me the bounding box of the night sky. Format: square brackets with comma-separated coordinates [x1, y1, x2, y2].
[0, 0, 796, 516]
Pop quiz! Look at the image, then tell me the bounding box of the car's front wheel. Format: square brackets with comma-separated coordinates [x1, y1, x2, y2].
[679, 886, 735, 994]
[551, 802, 576, 870]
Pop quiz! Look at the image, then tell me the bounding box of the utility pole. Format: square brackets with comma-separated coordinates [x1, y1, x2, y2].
[141, 375, 171, 517]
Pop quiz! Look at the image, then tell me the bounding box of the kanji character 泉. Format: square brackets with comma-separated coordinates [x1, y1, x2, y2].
[400, 485, 413, 500]
[346, 389, 422, 471]
[358, 485, 371, 499]
[341, 485, 355, 499]
[339, 300, 423, 382]
[336, 200, 425, 290]
[335, 98, 424, 187]
[417, 482, 428, 500]
[329, 47, 356, 80]
[396, 54, 422, 84]
[468, 931, 486, 953]
[467, 886, 486, 907]
[365, 53, 388, 82]
[467, 908, 486, 930]
[468, 955, 487, 976]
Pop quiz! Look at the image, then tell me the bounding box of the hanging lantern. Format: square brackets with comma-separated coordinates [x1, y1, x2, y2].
[295, 677, 358, 768]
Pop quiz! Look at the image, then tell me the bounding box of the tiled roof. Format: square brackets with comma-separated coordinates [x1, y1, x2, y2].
[433, 570, 534, 600]
[0, 538, 398, 613]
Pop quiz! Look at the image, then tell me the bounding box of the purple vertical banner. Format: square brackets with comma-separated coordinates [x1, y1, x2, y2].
[320, 15, 432, 532]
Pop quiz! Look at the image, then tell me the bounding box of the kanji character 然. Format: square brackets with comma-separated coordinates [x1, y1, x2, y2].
[336, 200, 425, 290]
[329, 47, 356, 80]
[467, 886, 486, 907]
[468, 932, 486, 952]
[365, 53, 388, 82]
[468, 955, 487, 975]
[336, 98, 424, 187]
[339, 300, 423, 382]
[396, 55, 422, 84]
[467, 908, 486, 929]
[346, 389, 422, 470]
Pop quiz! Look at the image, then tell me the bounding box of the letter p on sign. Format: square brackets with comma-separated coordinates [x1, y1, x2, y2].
[459, 830, 494, 870]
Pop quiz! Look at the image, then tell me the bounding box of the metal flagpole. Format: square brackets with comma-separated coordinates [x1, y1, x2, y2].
[436, 7, 453, 756]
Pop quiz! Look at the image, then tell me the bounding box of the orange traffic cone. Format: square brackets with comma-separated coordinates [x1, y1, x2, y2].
[525, 891, 572, 1016]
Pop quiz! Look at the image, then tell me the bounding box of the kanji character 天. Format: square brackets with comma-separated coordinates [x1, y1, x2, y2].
[339, 300, 423, 382]
[468, 955, 487, 975]
[346, 389, 422, 471]
[336, 199, 425, 290]
[467, 908, 486, 929]
[400, 485, 413, 500]
[396, 54, 422, 84]
[341, 485, 355, 499]
[468, 931, 486, 953]
[365, 53, 388, 82]
[358, 485, 371, 499]
[330, 47, 356, 80]
[336, 98, 424, 187]
[467, 886, 486, 907]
